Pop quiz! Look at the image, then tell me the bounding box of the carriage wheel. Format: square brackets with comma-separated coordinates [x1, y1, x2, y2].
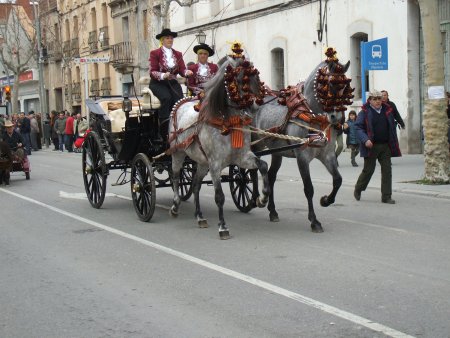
[177, 161, 196, 201]
[82, 131, 107, 209]
[131, 153, 156, 222]
[229, 165, 258, 213]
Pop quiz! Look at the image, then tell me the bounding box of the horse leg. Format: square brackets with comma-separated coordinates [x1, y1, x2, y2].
[210, 166, 230, 240]
[267, 155, 283, 222]
[170, 153, 184, 217]
[192, 164, 209, 228]
[318, 155, 342, 207]
[254, 157, 270, 208]
[297, 157, 323, 233]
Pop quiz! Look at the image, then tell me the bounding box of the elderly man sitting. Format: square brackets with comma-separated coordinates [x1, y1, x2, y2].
[1, 120, 26, 185]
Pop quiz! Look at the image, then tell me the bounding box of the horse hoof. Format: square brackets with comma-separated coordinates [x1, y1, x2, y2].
[320, 195, 330, 207]
[219, 230, 231, 240]
[269, 212, 279, 222]
[256, 196, 268, 208]
[169, 207, 179, 217]
[311, 222, 324, 233]
[198, 219, 209, 228]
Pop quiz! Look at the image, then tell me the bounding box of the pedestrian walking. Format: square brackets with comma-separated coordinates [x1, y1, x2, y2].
[381, 90, 405, 129]
[54, 112, 66, 152]
[29, 112, 39, 151]
[18, 112, 32, 155]
[64, 113, 75, 152]
[343, 110, 359, 166]
[353, 90, 401, 204]
[50, 111, 59, 150]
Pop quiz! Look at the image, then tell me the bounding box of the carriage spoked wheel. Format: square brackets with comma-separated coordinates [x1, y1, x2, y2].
[229, 165, 258, 213]
[82, 131, 107, 209]
[173, 161, 196, 201]
[131, 153, 156, 222]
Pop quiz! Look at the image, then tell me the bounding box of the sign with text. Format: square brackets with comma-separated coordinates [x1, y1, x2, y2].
[360, 37, 389, 102]
[74, 56, 110, 64]
[362, 37, 388, 71]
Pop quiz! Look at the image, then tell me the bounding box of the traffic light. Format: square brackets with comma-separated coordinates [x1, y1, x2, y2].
[4, 85, 11, 102]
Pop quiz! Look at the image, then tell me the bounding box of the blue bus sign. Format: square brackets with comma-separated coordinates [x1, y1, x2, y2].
[360, 37, 389, 102]
[362, 37, 388, 70]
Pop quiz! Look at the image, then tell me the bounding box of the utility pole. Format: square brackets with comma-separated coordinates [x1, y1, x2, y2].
[31, 1, 49, 147]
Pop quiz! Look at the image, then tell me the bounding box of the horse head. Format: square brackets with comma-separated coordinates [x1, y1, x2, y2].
[303, 48, 354, 125]
[200, 43, 265, 120]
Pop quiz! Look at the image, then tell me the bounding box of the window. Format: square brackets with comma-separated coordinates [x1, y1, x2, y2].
[271, 48, 285, 90]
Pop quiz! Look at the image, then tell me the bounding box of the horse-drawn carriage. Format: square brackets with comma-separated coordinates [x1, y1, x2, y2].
[82, 45, 354, 239]
[82, 88, 260, 224]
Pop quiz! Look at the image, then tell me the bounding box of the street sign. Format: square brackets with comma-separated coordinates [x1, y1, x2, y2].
[74, 56, 110, 64]
[360, 37, 389, 102]
[362, 37, 388, 71]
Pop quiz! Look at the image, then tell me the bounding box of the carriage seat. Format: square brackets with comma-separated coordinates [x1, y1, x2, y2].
[108, 107, 142, 133]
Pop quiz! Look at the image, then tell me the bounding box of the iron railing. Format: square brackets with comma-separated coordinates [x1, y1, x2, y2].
[111, 41, 133, 66]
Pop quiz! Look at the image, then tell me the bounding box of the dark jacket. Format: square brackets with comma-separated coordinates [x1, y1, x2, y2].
[386, 100, 405, 129]
[3, 130, 24, 150]
[19, 117, 31, 134]
[343, 119, 358, 145]
[355, 102, 401, 158]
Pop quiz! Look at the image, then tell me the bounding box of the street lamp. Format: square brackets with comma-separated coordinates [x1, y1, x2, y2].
[196, 30, 206, 44]
[31, 1, 49, 147]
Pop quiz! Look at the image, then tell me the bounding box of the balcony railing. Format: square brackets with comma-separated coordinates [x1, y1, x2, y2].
[88, 30, 98, 53]
[99, 26, 109, 49]
[63, 40, 71, 58]
[71, 37, 80, 57]
[47, 41, 62, 61]
[100, 77, 111, 96]
[90, 79, 100, 96]
[72, 82, 81, 102]
[111, 41, 133, 66]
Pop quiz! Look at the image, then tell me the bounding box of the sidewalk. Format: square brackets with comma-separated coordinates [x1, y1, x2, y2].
[275, 153, 450, 200]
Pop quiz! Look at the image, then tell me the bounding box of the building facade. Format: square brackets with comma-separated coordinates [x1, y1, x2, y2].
[167, 0, 449, 154]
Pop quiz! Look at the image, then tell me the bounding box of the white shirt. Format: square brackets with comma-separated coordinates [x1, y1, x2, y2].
[198, 63, 208, 76]
[162, 46, 175, 68]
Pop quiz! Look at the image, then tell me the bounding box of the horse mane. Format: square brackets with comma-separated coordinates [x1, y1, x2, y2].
[199, 56, 239, 120]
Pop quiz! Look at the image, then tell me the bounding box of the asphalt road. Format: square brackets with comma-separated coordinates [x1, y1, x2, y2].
[1, 149, 449, 338]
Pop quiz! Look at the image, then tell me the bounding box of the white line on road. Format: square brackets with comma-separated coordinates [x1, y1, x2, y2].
[1, 188, 415, 338]
[59, 191, 171, 210]
[337, 218, 409, 234]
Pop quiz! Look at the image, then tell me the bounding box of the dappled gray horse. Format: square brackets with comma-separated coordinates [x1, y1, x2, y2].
[169, 45, 269, 239]
[251, 48, 354, 232]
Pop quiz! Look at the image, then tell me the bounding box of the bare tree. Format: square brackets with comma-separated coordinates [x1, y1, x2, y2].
[418, 0, 449, 183]
[0, 3, 36, 114]
[158, 0, 201, 28]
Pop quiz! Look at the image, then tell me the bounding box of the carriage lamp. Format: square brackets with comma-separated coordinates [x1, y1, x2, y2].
[196, 30, 206, 44]
[122, 97, 132, 113]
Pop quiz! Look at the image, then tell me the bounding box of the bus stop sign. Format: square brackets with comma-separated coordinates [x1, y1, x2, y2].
[362, 37, 388, 70]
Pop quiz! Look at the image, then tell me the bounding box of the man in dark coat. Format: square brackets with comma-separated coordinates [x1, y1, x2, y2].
[18, 112, 32, 155]
[381, 90, 405, 129]
[354, 90, 401, 204]
[187, 43, 219, 96]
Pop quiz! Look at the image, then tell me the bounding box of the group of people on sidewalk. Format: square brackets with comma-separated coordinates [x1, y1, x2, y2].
[49, 111, 88, 153]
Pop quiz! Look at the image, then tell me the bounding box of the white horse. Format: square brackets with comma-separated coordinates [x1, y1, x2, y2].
[169, 54, 270, 239]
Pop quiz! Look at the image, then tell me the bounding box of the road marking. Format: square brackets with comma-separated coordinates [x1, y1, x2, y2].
[59, 191, 171, 210]
[337, 218, 409, 234]
[1, 188, 415, 338]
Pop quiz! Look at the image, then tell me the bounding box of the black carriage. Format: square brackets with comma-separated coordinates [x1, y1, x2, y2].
[82, 91, 258, 222]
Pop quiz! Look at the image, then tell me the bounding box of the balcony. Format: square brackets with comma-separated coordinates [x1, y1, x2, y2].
[88, 30, 98, 53]
[111, 41, 134, 73]
[100, 77, 111, 96]
[47, 41, 62, 61]
[63, 40, 71, 58]
[90, 79, 100, 97]
[72, 82, 81, 102]
[71, 37, 80, 58]
[99, 26, 109, 49]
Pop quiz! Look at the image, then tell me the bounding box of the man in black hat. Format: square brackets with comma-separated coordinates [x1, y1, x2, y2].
[149, 28, 193, 143]
[187, 43, 218, 96]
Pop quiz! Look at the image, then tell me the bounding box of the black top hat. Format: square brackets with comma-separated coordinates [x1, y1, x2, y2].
[156, 28, 178, 40]
[193, 43, 214, 57]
